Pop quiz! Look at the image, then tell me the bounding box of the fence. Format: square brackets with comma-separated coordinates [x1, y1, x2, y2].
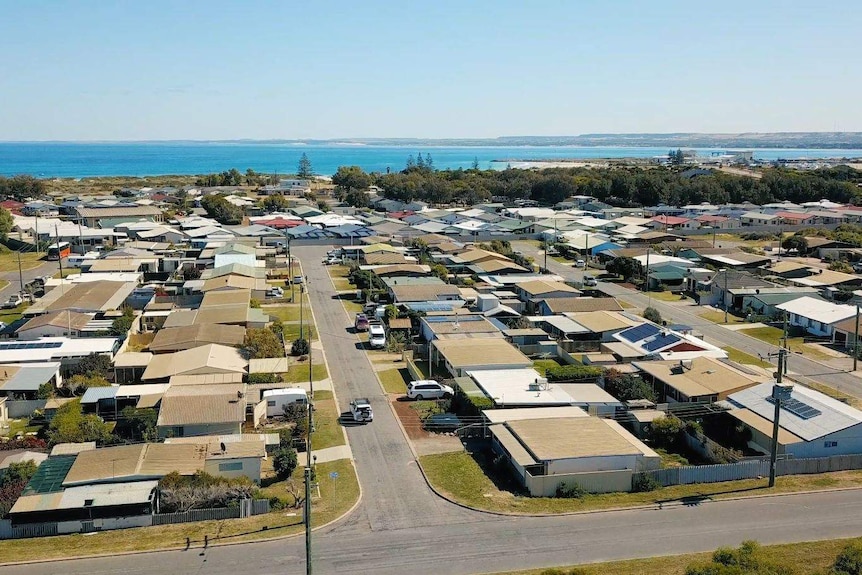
[634, 453, 862, 488]
[1, 500, 271, 540]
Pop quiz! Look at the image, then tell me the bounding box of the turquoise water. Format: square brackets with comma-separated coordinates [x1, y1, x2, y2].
[1, 142, 860, 178]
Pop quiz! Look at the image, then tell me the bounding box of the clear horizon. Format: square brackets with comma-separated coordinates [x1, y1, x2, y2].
[2, 0, 860, 140]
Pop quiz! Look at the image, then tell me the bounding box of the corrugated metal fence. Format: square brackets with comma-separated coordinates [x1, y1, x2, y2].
[0, 520, 58, 540]
[635, 454, 862, 487]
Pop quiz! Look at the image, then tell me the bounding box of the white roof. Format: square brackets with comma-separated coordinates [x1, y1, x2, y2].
[728, 382, 862, 441]
[467, 368, 576, 406]
[574, 216, 614, 229]
[741, 211, 778, 220]
[776, 296, 856, 325]
[0, 338, 116, 363]
[632, 254, 693, 267]
[483, 406, 589, 423]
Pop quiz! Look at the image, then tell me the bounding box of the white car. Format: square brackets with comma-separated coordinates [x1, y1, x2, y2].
[407, 380, 454, 400]
[268, 286, 284, 298]
[350, 398, 373, 423]
[583, 275, 598, 287]
[368, 322, 386, 349]
[575, 259, 586, 268]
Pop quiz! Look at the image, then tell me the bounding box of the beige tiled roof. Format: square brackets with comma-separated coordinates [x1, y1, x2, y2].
[142, 344, 248, 380]
[63, 443, 206, 485]
[156, 384, 247, 427]
[390, 284, 460, 302]
[518, 279, 581, 296]
[506, 417, 645, 460]
[149, 324, 246, 353]
[432, 338, 531, 369]
[17, 310, 92, 333]
[635, 357, 760, 400]
[566, 311, 638, 334]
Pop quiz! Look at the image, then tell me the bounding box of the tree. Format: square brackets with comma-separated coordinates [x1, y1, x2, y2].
[263, 193, 289, 212]
[603, 369, 657, 402]
[332, 166, 372, 192]
[291, 337, 310, 357]
[830, 260, 854, 273]
[606, 256, 641, 281]
[781, 234, 808, 254]
[114, 407, 158, 442]
[684, 541, 793, 575]
[64, 373, 111, 396]
[416, 153, 426, 169]
[0, 460, 38, 519]
[344, 189, 370, 208]
[0, 175, 46, 201]
[425, 153, 434, 170]
[283, 404, 309, 439]
[530, 175, 576, 205]
[648, 416, 686, 450]
[36, 381, 55, 399]
[244, 328, 284, 359]
[200, 194, 244, 225]
[0, 208, 13, 241]
[47, 400, 113, 445]
[297, 153, 313, 178]
[471, 157, 480, 170]
[71, 353, 113, 378]
[273, 447, 299, 480]
[181, 265, 202, 281]
[110, 308, 135, 336]
[833, 542, 862, 575]
[643, 306, 662, 324]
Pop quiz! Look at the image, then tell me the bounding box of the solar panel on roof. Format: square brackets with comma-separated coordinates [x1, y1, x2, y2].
[0, 341, 63, 350]
[619, 324, 661, 343]
[643, 333, 681, 351]
[767, 396, 822, 420]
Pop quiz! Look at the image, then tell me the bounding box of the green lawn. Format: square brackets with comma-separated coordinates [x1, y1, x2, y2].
[700, 310, 746, 324]
[723, 346, 772, 368]
[0, 302, 30, 324]
[310, 390, 345, 450]
[0, 459, 358, 563]
[264, 304, 303, 322]
[341, 299, 363, 314]
[0, 280, 9, 292]
[281, 322, 316, 342]
[645, 290, 688, 302]
[2, 418, 41, 438]
[493, 537, 862, 575]
[0, 250, 44, 272]
[331, 277, 353, 291]
[532, 359, 561, 376]
[655, 448, 689, 468]
[53, 266, 80, 279]
[739, 326, 833, 360]
[327, 265, 351, 278]
[419, 450, 862, 515]
[378, 367, 409, 394]
[281, 362, 328, 383]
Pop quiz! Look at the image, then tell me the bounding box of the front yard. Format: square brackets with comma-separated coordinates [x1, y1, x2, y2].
[419, 449, 862, 515]
[738, 325, 833, 360]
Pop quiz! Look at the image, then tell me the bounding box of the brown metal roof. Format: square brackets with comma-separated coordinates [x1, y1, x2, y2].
[156, 384, 247, 427]
[148, 324, 246, 353]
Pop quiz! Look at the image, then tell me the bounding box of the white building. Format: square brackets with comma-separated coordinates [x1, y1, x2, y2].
[776, 296, 856, 337]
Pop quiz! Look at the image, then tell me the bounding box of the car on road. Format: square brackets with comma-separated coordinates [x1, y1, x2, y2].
[349, 398, 373, 423]
[575, 259, 586, 268]
[2, 294, 22, 309]
[354, 313, 370, 332]
[368, 321, 386, 349]
[323, 256, 341, 265]
[407, 380, 454, 400]
[583, 275, 598, 287]
[292, 275, 304, 285]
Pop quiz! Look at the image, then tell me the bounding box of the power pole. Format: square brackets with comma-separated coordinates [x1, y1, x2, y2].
[304, 311, 314, 575]
[712, 226, 717, 248]
[55, 226, 64, 279]
[769, 349, 790, 488]
[854, 304, 860, 372]
[645, 247, 651, 308]
[299, 284, 304, 341]
[17, 251, 24, 294]
[287, 235, 295, 302]
[722, 269, 729, 324]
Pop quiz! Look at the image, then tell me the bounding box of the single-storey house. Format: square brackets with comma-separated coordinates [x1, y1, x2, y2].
[430, 338, 532, 377]
[776, 296, 856, 338]
[634, 356, 761, 403]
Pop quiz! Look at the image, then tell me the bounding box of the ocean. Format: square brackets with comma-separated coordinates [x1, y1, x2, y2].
[1, 142, 861, 179]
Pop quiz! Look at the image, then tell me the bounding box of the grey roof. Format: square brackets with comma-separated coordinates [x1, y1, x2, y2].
[727, 382, 862, 441]
[0, 363, 60, 392]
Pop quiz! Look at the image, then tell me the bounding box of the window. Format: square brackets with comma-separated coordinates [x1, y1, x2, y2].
[267, 401, 276, 407]
[218, 462, 243, 472]
[824, 441, 838, 448]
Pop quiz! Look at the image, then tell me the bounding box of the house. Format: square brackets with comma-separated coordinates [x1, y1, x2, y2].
[831, 315, 862, 348]
[79, 383, 168, 419]
[141, 344, 248, 382]
[726, 382, 862, 458]
[741, 290, 822, 318]
[740, 212, 780, 226]
[701, 269, 778, 309]
[488, 412, 660, 496]
[389, 283, 462, 303]
[536, 297, 624, 315]
[608, 322, 726, 361]
[148, 324, 247, 354]
[0, 363, 62, 399]
[775, 211, 816, 226]
[15, 311, 94, 340]
[515, 280, 582, 308]
[696, 250, 772, 269]
[165, 435, 268, 483]
[634, 356, 760, 403]
[213, 243, 258, 269]
[419, 314, 502, 342]
[649, 216, 698, 230]
[430, 338, 532, 377]
[25, 281, 138, 316]
[776, 296, 857, 337]
[0, 338, 118, 372]
[156, 384, 248, 437]
[76, 205, 164, 227]
[694, 214, 734, 229]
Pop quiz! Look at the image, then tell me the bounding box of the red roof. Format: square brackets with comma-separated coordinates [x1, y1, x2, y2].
[0, 200, 24, 214]
[387, 210, 415, 220]
[695, 215, 729, 223]
[256, 218, 303, 229]
[775, 211, 814, 221]
[651, 215, 690, 225]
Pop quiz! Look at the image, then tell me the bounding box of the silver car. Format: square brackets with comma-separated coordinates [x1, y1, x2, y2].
[407, 380, 454, 400]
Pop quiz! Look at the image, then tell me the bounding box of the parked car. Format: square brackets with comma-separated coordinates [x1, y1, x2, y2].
[423, 413, 463, 432]
[2, 294, 22, 309]
[267, 286, 284, 298]
[368, 322, 386, 349]
[323, 256, 341, 265]
[575, 259, 586, 268]
[583, 275, 598, 287]
[407, 380, 454, 400]
[354, 313, 370, 332]
[292, 275, 304, 285]
[349, 398, 373, 423]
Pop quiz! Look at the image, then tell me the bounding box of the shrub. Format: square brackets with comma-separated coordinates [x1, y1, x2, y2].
[158, 471, 255, 513]
[833, 542, 862, 575]
[647, 416, 686, 450]
[632, 473, 661, 493]
[273, 447, 299, 480]
[555, 482, 587, 499]
[283, 404, 309, 439]
[291, 338, 310, 357]
[545, 364, 603, 383]
[643, 306, 662, 324]
[248, 373, 282, 384]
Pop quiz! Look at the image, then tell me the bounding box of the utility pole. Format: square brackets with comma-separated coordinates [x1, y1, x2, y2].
[55, 226, 64, 279]
[769, 349, 790, 488]
[712, 226, 717, 248]
[17, 251, 24, 295]
[299, 283, 305, 341]
[854, 304, 860, 372]
[287, 235, 295, 302]
[645, 246, 651, 307]
[304, 310, 314, 575]
[719, 268, 729, 324]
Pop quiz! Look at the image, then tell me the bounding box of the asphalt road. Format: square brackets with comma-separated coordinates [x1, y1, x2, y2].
[0, 258, 57, 300]
[513, 241, 862, 399]
[5, 245, 862, 574]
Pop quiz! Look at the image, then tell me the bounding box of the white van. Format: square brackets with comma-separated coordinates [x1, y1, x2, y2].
[262, 388, 308, 417]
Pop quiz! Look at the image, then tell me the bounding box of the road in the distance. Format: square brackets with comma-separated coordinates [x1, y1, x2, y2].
[5, 245, 862, 575]
[513, 241, 862, 399]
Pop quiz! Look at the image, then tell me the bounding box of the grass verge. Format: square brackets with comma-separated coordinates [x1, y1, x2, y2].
[739, 326, 834, 360]
[282, 362, 328, 383]
[377, 367, 409, 394]
[0, 458, 358, 563]
[0, 302, 30, 324]
[492, 536, 862, 575]
[0, 251, 44, 273]
[420, 450, 862, 515]
[723, 346, 772, 368]
[700, 310, 746, 324]
[264, 304, 303, 322]
[327, 265, 351, 278]
[310, 390, 345, 449]
[645, 291, 688, 302]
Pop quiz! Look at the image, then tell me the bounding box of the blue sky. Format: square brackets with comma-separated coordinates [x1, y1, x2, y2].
[1, 0, 859, 140]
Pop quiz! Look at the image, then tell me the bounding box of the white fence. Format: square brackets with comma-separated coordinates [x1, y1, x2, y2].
[634, 454, 862, 488]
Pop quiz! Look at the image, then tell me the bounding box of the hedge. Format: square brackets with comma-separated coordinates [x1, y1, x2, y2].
[545, 364, 603, 382]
